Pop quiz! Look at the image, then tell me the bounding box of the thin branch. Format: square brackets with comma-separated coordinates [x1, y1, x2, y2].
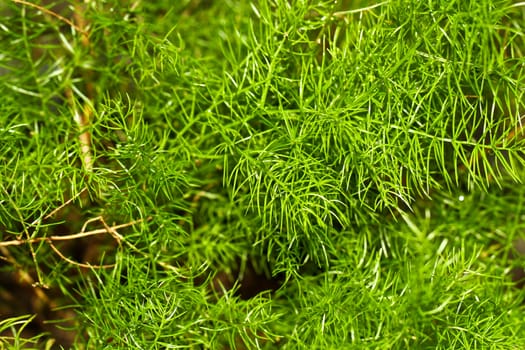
[10, 0, 88, 35]
[2, 216, 150, 270]
[0, 218, 148, 247]
[48, 241, 115, 269]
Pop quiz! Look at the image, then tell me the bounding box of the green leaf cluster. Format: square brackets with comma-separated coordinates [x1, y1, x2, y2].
[1, 0, 525, 348]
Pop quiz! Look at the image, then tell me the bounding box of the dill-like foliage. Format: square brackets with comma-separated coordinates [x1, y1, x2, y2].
[1, 0, 525, 348]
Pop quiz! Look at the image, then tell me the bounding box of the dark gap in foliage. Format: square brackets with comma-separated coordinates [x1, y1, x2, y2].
[195, 258, 285, 300]
[510, 238, 525, 290]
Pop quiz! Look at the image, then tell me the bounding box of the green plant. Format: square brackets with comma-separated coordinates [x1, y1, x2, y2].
[1, 0, 525, 348]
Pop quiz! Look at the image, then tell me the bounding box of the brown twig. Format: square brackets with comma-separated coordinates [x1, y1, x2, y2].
[0, 218, 146, 247]
[2, 216, 150, 270]
[48, 241, 115, 269]
[10, 0, 87, 35]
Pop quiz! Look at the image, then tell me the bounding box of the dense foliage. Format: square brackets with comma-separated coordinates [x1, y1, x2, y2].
[1, 0, 525, 348]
